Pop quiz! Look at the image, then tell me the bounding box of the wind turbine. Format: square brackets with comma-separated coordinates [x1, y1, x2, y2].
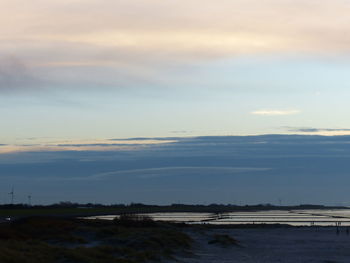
[27, 194, 32, 206]
[8, 187, 14, 204]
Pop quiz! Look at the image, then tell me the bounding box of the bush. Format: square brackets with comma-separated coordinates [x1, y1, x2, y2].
[113, 214, 157, 227]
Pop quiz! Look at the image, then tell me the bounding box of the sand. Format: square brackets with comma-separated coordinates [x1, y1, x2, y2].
[169, 227, 350, 263]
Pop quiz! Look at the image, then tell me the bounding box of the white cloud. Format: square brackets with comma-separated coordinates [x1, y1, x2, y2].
[251, 110, 300, 116]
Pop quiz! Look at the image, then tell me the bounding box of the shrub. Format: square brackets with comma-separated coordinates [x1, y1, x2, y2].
[113, 214, 157, 227]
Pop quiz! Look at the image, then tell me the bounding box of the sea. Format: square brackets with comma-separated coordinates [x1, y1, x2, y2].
[85, 209, 350, 226]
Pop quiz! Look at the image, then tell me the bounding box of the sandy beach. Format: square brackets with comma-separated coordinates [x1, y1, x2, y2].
[171, 227, 350, 263]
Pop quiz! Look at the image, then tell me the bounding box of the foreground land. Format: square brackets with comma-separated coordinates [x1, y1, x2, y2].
[1, 216, 350, 263]
[0, 216, 192, 263]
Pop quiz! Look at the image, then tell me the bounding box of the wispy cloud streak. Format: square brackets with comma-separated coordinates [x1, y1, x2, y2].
[251, 110, 300, 116]
[284, 127, 350, 135]
[0, 138, 177, 154]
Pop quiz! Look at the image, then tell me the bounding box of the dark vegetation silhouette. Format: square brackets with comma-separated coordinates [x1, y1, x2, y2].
[0, 216, 192, 263]
[0, 202, 337, 212]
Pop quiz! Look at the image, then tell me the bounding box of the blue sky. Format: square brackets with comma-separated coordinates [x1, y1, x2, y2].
[1, 0, 350, 204]
[2, 55, 350, 145]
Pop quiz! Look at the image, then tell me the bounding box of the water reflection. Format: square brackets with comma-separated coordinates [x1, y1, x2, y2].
[86, 209, 350, 226]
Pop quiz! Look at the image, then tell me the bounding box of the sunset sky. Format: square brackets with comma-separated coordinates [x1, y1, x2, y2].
[2, 0, 350, 147]
[1, 1, 350, 204]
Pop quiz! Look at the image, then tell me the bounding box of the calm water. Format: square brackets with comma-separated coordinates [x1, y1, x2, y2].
[85, 209, 350, 226]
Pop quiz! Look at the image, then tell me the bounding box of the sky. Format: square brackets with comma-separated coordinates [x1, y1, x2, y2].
[2, 135, 350, 206]
[1, 0, 350, 204]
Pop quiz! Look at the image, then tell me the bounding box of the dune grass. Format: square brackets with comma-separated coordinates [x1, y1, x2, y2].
[0, 216, 192, 263]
